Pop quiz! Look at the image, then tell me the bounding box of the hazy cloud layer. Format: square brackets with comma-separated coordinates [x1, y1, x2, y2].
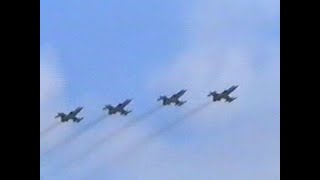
[40, 0, 279, 179]
[87, 0, 279, 179]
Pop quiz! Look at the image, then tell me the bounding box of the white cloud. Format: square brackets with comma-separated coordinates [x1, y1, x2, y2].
[40, 47, 65, 105]
[40, 0, 279, 179]
[40, 46, 73, 158]
[102, 0, 280, 179]
[145, 0, 280, 130]
[85, 37, 279, 180]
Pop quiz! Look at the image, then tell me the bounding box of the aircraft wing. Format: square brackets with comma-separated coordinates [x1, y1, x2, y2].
[171, 90, 187, 99]
[225, 96, 236, 102]
[117, 99, 132, 108]
[71, 107, 83, 115]
[224, 86, 238, 95]
[73, 117, 83, 123]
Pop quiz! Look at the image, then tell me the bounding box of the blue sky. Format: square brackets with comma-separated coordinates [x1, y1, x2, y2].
[40, 0, 279, 179]
[40, 0, 187, 102]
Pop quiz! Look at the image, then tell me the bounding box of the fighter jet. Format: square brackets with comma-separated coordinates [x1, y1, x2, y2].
[157, 90, 187, 106]
[55, 107, 84, 123]
[103, 99, 132, 116]
[208, 85, 239, 102]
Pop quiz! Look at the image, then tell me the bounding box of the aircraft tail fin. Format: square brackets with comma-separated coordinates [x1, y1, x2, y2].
[55, 113, 65, 118]
[208, 91, 218, 97]
[157, 96, 167, 101]
[55, 113, 67, 122]
[103, 105, 113, 111]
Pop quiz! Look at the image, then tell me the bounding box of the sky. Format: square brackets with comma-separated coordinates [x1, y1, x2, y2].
[40, 0, 280, 179]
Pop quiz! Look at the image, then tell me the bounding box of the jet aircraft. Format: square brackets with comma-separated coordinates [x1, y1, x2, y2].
[103, 99, 132, 115]
[157, 90, 187, 106]
[55, 107, 84, 123]
[208, 85, 239, 102]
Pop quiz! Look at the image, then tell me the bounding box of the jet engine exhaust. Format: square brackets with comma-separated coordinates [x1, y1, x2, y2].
[111, 101, 211, 164]
[40, 121, 61, 138]
[65, 105, 162, 170]
[41, 114, 107, 159]
[81, 102, 211, 180]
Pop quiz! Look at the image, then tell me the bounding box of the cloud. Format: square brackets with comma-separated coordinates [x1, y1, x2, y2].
[40, 0, 279, 179]
[40, 46, 66, 135]
[93, 0, 280, 179]
[40, 47, 65, 105]
[145, 0, 280, 130]
[40, 46, 77, 176]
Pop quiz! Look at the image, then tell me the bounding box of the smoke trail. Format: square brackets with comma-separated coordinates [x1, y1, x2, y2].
[111, 101, 211, 164]
[64, 105, 162, 170]
[40, 121, 61, 138]
[81, 102, 211, 180]
[40, 114, 107, 159]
